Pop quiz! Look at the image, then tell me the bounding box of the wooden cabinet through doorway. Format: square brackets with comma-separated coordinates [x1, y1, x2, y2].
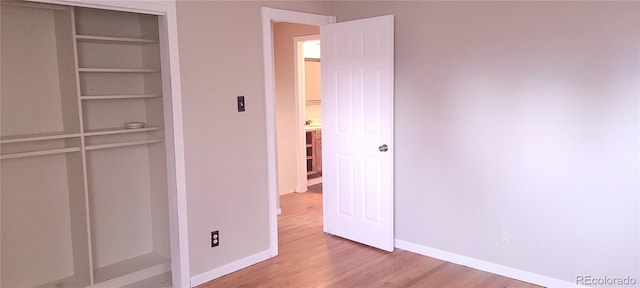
[306, 130, 322, 178]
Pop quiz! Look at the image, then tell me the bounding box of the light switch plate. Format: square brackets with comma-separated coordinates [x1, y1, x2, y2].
[237, 96, 245, 112]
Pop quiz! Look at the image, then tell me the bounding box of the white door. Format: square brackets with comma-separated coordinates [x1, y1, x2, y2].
[321, 15, 394, 252]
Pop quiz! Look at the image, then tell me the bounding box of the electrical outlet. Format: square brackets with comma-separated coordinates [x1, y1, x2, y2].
[211, 230, 219, 247]
[499, 230, 511, 246]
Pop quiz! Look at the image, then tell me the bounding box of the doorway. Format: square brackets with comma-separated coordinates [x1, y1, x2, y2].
[261, 8, 335, 255]
[272, 24, 320, 198]
[294, 35, 322, 188]
[263, 7, 396, 255]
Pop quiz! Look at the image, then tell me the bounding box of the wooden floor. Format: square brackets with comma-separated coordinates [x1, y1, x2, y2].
[198, 186, 540, 288]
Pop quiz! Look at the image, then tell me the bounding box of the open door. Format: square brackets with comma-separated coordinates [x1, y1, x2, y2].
[321, 15, 395, 252]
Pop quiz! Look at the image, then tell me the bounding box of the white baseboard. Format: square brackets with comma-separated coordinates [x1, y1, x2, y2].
[190, 249, 273, 287]
[189, 238, 578, 287]
[395, 239, 579, 288]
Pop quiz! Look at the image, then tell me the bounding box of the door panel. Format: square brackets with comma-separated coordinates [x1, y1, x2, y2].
[322, 15, 394, 252]
[362, 157, 382, 224]
[337, 155, 355, 216]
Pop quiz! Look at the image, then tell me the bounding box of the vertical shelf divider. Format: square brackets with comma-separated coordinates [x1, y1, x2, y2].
[70, 6, 95, 286]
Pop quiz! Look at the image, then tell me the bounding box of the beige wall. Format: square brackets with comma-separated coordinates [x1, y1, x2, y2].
[175, 0, 332, 277]
[274, 23, 320, 196]
[333, 1, 640, 283]
[176, 0, 640, 284]
[304, 60, 322, 122]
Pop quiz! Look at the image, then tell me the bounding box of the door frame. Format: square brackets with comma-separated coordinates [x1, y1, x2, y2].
[26, 1, 190, 287]
[261, 7, 335, 256]
[293, 34, 321, 193]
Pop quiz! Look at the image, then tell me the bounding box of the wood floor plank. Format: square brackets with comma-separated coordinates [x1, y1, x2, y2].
[198, 188, 541, 288]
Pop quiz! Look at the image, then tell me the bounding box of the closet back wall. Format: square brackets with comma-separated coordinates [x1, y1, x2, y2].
[1, 4, 87, 288]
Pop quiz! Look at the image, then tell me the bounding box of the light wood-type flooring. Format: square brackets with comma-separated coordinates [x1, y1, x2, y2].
[198, 184, 541, 288]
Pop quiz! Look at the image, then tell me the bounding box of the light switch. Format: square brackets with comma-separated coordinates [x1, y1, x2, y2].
[237, 96, 245, 112]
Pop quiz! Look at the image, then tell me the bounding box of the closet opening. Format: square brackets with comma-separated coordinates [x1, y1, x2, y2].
[1, 2, 185, 287]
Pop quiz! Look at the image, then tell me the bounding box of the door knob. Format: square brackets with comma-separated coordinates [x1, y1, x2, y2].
[379, 144, 389, 152]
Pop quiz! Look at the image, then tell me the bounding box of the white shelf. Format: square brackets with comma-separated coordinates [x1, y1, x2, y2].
[78, 68, 160, 73]
[1, 1, 70, 12]
[33, 274, 88, 288]
[122, 271, 173, 288]
[0, 132, 80, 144]
[81, 94, 161, 100]
[84, 127, 162, 136]
[0, 147, 81, 160]
[85, 139, 164, 151]
[76, 34, 158, 44]
[121, 272, 171, 288]
[93, 253, 170, 287]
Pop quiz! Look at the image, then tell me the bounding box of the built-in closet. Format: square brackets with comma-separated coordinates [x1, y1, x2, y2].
[1, 2, 173, 287]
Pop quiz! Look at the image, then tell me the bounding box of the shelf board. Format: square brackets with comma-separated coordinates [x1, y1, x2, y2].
[0, 132, 80, 144]
[84, 127, 163, 137]
[1, 147, 81, 160]
[93, 252, 170, 287]
[121, 271, 172, 288]
[78, 68, 160, 73]
[76, 34, 158, 44]
[33, 274, 89, 288]
[2, 1, 69, 12]
[81, 94, 162, 100]
[85, 139, 164, 151]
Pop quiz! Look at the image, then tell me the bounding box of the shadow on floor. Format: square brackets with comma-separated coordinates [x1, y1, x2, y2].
[308, 183, 322, 194]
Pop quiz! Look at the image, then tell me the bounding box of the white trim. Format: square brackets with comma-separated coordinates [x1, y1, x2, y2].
[293, 35, 320, 193]
[261, 7, 336, 259]
[394, 239, 580, 288]
[637, 29, 640, 288]
[3, 1, 70, 11]
[159, 2, 190, 288]
[26, 0, 166, 15]
[293, 35, 307, 193]
[190, 249, 273, 287]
